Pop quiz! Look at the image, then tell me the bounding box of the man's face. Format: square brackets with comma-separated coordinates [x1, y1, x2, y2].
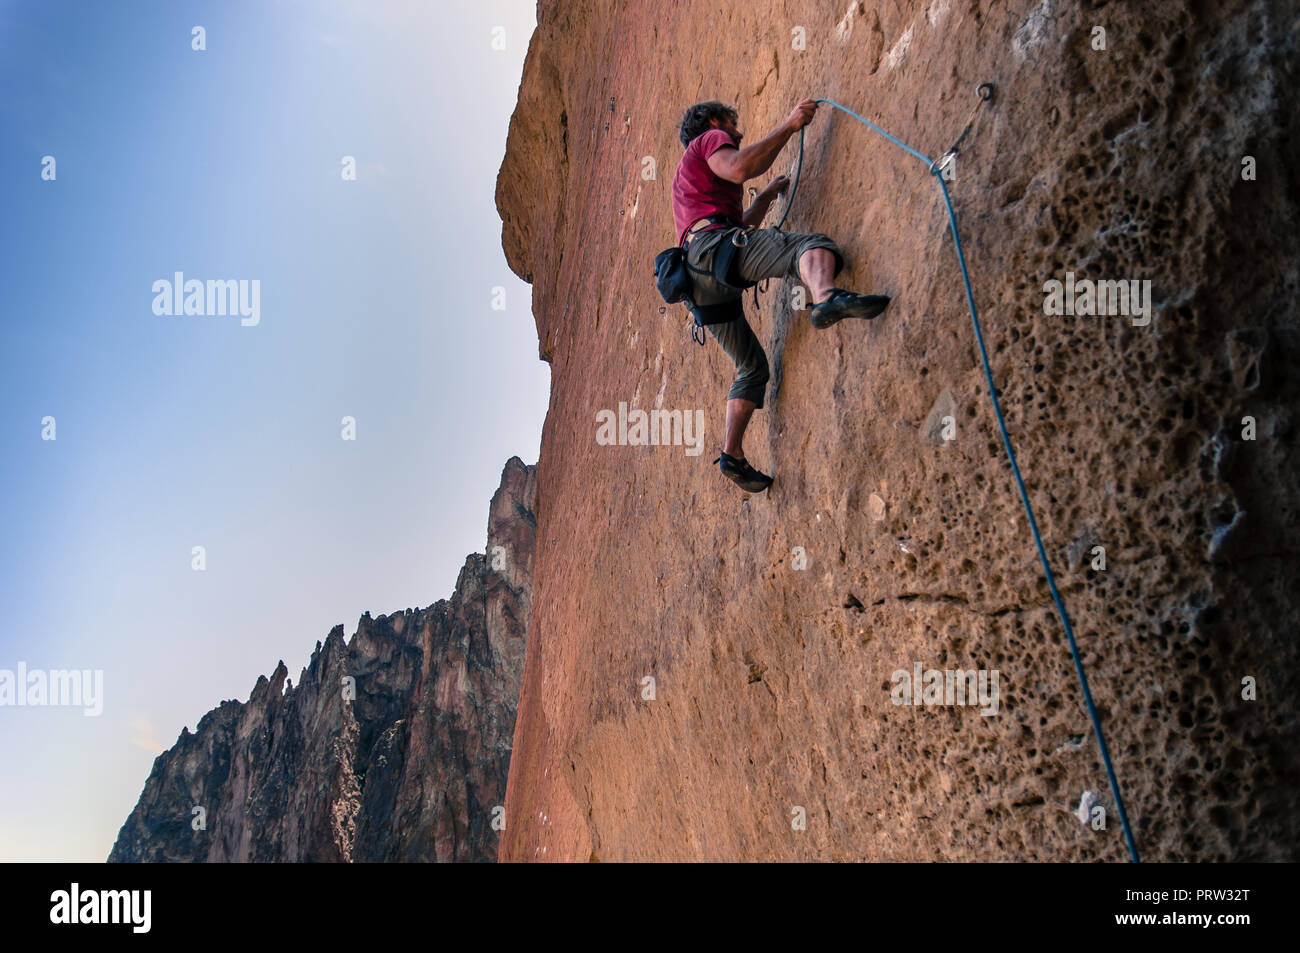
[712, 113, 743, 144]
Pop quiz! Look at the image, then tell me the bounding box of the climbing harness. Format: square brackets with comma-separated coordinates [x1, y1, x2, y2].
[656, 217, 754, 345]
[772, 86, 1142, 864]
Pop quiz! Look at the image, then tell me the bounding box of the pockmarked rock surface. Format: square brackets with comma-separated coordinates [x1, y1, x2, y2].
[495, 1, 1300, 861]
[109, 458, 537, 862]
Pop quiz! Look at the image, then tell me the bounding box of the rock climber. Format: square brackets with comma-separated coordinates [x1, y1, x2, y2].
[671, 99, 890, 492]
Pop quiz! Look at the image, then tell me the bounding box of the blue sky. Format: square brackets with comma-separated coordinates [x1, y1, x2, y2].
[0, 0, 547, 861]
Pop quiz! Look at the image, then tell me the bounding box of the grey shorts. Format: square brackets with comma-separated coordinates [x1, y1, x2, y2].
[684, 226, 845, 408]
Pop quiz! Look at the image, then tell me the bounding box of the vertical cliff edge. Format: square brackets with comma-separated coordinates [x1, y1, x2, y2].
[109, 457, 537, 862]
[495, 1, 1299, 860]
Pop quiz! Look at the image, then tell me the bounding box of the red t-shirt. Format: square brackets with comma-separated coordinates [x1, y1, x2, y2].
[671, 128, 743, 246]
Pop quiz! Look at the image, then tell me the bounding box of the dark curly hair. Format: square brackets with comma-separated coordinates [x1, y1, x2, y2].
[679, 101, 738, 147]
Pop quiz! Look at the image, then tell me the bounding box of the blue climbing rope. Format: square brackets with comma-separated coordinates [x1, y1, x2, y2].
[774, 126, 804, 230]
[786, 95, 1141, 863]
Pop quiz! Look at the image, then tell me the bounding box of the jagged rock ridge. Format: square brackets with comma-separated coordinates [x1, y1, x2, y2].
[109, 457, 538, 862]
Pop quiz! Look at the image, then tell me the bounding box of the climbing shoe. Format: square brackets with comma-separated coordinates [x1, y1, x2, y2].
[713, 452, 774, 493]
[810, 288, 891, 329]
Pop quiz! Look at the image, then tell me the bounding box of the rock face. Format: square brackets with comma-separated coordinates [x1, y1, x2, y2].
[495, 1, 1299, 860]
[109, 458, 537, 862]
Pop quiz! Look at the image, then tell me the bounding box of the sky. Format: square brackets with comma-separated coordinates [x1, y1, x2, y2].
[0, 0, 548, 861]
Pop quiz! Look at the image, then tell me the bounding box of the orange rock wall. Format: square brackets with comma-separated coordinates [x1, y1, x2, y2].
[496, 0, 1300, 861]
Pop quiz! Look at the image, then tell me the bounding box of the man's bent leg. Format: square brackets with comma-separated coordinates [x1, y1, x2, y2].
[736, 228, 890, 329]
[734, 228, 846, 291]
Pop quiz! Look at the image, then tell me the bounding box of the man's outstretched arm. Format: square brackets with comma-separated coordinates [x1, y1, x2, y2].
[709, 100, 818, 184]
[741, 175, 789, 228]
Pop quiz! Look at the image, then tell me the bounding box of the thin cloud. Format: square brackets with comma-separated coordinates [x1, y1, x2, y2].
[129, 717, 166, 755]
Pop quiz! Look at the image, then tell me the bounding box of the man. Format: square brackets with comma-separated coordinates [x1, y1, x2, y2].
[671, 99, 890, 492]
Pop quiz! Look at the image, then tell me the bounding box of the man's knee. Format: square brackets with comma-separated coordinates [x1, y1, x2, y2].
[796, 237, 845, 278]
